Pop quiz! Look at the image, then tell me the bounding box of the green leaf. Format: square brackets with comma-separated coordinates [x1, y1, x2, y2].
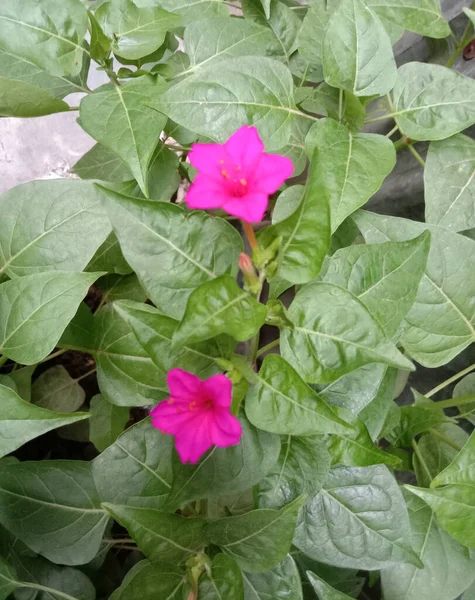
[388, 403, 452, 447]
[328, 418, 401, 467]
[322, 0, 396, 96]
[157, 0, 228, 24]
[110, 561, 186, 600]
[89, 394, 129, 452]
[144, 144, 181, 202]
[431, 430, 475, 487]
[298, 2, 334, 82]
[424, 134, 475, 231]
[173, 276, 267, 346]
[323, 233, 430, 338]
[0, 77, 69, 117]
[99, 186, 242, 319]
[92, 417, 173, 508]
[86, 232, 132, 275]
[31, 365, 85, 413]
[0, 384, 90, 460]
[103, 504, 206, 563]
[98, 273, 147, 304]
[96, 0, 180, 60]
[365, 0, 450, 38]
[305, 119, 396, 232]
[79, 76, 167, 196]
[179, 16, 283, 78]
[294, 465, 421, 570]
[359, 367, 398, 440]
[258, 436, 331, 510]
[166, 415, 280, 509]
[391, 63, 475, 141]
[453, 374, 475, 426]
[306, 571, 354, 600]
[0, 461, 108, 565]
[0, 180, 111, 277]
[88, 10, 111, 63]
[381, 491, 475, 600]
[148, 56, 305, 150]
[245, 354, 352, 435]
[242, 554, 303, 600]
[405, 484, 475, 548]
[281, 281, 414, 384]
[0, 0, 88, 77]
[259, 152, 331, 284]
[465, 7, 475, 27]
[353, 210, 475, 367]
[72, 144, 132, 183]
[205, 496, 305, 573]
[0, 271, 101, 365]
[114, 300, 233, 378]
[0, 558, 19, 600]
[198, 554, 244, 600]
[2, 365, 35, 403]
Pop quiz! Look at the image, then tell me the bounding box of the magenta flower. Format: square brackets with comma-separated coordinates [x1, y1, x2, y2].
[185, 125, 294, 223]
[151, 369, 242, 464]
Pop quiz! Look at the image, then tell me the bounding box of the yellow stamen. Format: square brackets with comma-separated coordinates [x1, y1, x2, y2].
[219, 159, 224, 164]
[167, 398, 175, 405]
[240, 178, 247, 186]
[221, 169, 229, 179]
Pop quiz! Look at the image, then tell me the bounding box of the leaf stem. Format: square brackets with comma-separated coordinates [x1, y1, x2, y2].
[338, 88, 344, 122]
[412, 439, 432, 483]
[419, 394, 475, 411]
[241, 220, 259, 251]
[68, 106, 80, 111]
[446, 7, 475, 68]
[386, 124, 399, 138]
[38, 348, 68, 365]
[76, 368, 97, 383]
[428, 428, 463, 452]
[426, 364, 475, 397]
[166, 143, 191, 152]
[0, 355, 8, 368]
[19, 582, 82, 600]
[407, 144, 425, 168]
[256, 339, 280, 358]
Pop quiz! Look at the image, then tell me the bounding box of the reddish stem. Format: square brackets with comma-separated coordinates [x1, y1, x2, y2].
[241, 220, 258, 251]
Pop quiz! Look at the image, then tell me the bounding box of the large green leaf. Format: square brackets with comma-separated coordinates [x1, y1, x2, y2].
[0, 461, 108, 565]
[156, 0, 228, 24]
[0, 271, 100, 365]
[353, 210, 475, 367]
[198, 554, 244, 600]
[306, 571, 354, 600]
[178, 17, 283, 78]
[245, 355, 352, 435]
[99, 186, 242, 319]
[72, 144, 132, 183]
[323, 233, 430, 338]
[96, 0, 180, 60]
[0, 384, 89, 460]
[86, 232, 133, 275]
[424, 134, 475, 231]
[258, 153, 331, 284]
[322, 0, 396, 96]
[431, 430, 475, 487]
[0, 180, 111, 278]
[89, 394, 129, 452]
[92, 418, 173, 508]
[31, 365, 85, 413]
[103, 504, 206, 564]
[0, 77, 69, 117]
[453, 374, 475, 426]
[258, 436, 331, 510]
[359, 367, 398, 440]
[305, 119, 396, 232]
[205, 496, 304, 573]
[391, 63, 475, 141]
[281, 282, 414, 384]
[114, 300, 233, 378]
[166, 415, 280, 509]
[242, 554, 303, 600]
[388, 404, 452, 447]
[79, 77, 167, 196]
[0, 558, 19, 600]
[0, 0, 88, 77]
[406, 484, 475, 549]
[173, 276, 267, 346]
[365, 0, 450, 38]
[381, 491, 475, 600]
[109, 560, 186, 600]
[148, 56, 307, 150]
[294, 465, 421, 570]
[298, 2, 334, 83]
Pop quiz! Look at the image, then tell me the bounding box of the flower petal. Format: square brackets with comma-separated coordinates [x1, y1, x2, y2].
[255, 153, 294, 194]
[151, 401, 197, 435]
[204, 374, 232, 409]
[224, 126, 264, 172]
[222, 192, 268, 223]
[185, 174, 225, 210]
[209, 411, 243, 447]
[189, 143, 225, 178]
[175, 418, 213, 464]
[167, 369, 202, 402]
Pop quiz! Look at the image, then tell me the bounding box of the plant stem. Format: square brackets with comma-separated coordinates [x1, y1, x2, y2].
[412, 439, 432, 483]
[166, 143, 191, 152]
[76, 368, 96, 383]
[428, 428, 463, 452]
[386, 124, 399, 138]
[256, 339, 280, 358]
[0, 355, 7, 368]
[38, 348, 68, 365]
[407, 144, 425, 168]
[241, 220, 259, 251]
[426, 363, 475, 397]
[393, 136, 408, 151]
[446, 6, 475, 68]
[104, 538, 134, 544]
[19, 582, 82, 600]
[338, 88, 344, 121]
[421, 394, 475, 411]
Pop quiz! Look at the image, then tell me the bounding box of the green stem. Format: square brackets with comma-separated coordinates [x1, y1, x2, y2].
[386, 124, 399, 138]
[407, 144, 425, 168]
[421, 394, 475, 411]
[256, 339, 280, 358]
[393, 136, 408, 151]
[19, 582, 83, 600]
[446, 6, 475, 68]
[426, 363, 475, 397]
[166, 143, 191, 152]
[68, 106, 80, 111]
[38, 348, 68, 365]
[76, 368, 97, 383]
[428, 428, 463, 452]
[0, 355, 8, 368]
[412, 439, 432, 483]
[338, 88, 344, 122]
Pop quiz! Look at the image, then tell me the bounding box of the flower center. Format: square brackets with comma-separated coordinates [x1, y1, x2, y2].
[219, 161, 248, 198]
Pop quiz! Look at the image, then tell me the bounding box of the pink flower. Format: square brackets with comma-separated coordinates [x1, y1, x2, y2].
[151, 369, 242, 464]
[185, 125, 294, 223]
